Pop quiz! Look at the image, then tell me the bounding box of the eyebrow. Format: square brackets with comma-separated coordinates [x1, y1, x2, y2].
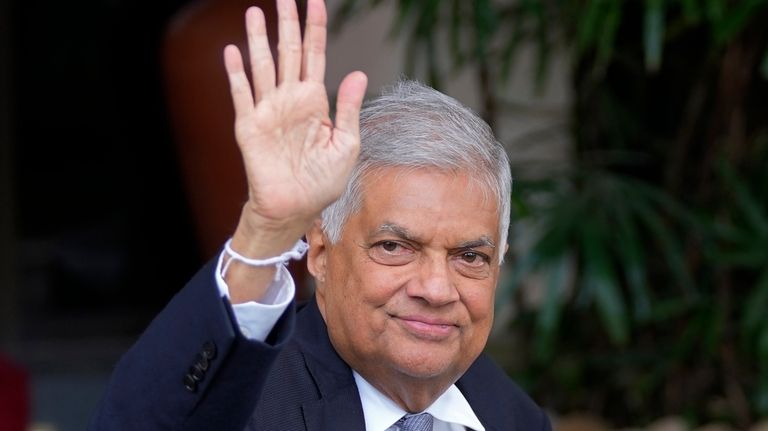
[374, 223, 419, 242]
[373, 223, 496, 249]
[456, 236, 496, 250]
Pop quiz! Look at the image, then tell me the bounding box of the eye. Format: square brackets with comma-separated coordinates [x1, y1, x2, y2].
[452, 250, 492, 279]
[455, 250, 490, 267]
[461, 252, 480, 263]
[367, 240, 415, 265]
[380, 241, 399, 252]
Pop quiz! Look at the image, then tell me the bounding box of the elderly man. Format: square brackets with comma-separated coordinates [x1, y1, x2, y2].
[89, 0, 551, 430]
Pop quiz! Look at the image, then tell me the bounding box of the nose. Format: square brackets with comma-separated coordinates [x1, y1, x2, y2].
[406, 255, 460, 306]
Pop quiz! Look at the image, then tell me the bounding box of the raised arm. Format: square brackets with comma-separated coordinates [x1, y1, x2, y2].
[222, 0, 367, 303]
[88, 3, 366, 429]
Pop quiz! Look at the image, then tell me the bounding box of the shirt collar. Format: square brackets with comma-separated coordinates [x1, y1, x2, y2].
[353, 371, 485, 431]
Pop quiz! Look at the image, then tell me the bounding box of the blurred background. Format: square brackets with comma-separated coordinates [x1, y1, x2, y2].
[1, 0, 767, 430]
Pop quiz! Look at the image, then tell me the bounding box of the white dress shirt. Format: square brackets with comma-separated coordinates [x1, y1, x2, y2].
[215, 250, 485, 431]
[214, 251, 295, 340]
[353, 371, 485, 431]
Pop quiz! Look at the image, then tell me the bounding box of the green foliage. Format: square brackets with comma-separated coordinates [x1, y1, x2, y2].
[334, 0, 768, 92]
[501, 160, 768, 423]
[714, 161, 768, 417]
[644, 0, 665, 71]
[503, 170, 697, 356]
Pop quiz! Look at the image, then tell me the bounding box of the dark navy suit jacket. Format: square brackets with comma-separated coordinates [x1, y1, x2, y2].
[89, 259, 552, 431]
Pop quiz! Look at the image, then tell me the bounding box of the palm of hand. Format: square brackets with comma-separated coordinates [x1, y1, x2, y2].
[224, 0, 366, 233]
[237, 82, 353, 222]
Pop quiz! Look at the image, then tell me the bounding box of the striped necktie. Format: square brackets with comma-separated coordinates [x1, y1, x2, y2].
[398, 413, 434, 431]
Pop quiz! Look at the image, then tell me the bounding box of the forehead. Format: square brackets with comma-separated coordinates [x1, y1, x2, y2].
[351, 167, 500, 242]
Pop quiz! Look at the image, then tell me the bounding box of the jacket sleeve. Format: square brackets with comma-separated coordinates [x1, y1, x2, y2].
[87, 258, 296, 431]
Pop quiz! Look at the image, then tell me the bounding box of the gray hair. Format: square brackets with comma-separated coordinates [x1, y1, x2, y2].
[321, 80, 512, 263]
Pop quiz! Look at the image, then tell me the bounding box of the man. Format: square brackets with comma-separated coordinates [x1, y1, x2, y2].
[89, 0, 551, 429]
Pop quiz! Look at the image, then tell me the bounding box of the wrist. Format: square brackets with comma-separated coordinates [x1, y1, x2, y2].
[223, 237, 307, 273]
[232, 202, 315, 259]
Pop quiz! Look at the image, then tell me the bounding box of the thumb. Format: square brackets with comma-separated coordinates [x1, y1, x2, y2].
[333, 71, 368, 140]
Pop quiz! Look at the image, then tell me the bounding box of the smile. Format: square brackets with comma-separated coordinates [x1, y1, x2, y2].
[393, 315, 459, 341]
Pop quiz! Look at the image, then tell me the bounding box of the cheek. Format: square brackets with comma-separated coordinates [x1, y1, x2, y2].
[461, 285, 496, 324]
[356, 259, 410, 301]
[460, 289, 495, 357]
[325, 255, 400, 310]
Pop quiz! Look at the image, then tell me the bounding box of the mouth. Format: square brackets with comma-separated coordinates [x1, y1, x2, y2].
[392, 315, 459, 341]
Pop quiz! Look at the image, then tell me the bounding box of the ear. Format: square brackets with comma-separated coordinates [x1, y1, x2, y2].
[306, 219, 328, 297]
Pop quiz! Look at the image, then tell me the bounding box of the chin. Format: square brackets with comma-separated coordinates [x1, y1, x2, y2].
[390, 350, 462, 381]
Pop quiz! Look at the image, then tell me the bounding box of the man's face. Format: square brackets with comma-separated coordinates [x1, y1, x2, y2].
[310, 167, 501, 386]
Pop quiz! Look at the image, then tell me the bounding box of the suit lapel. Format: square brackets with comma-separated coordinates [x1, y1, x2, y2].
[295, 300, 366, 430]
[301, 383, 366, 431]
[456, 360, 502, 431]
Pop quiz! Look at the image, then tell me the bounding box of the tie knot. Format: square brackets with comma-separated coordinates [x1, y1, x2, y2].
[398, 413, 434, 431]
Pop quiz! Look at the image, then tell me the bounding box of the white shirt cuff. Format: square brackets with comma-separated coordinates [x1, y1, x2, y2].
[215, 250, 295, 341]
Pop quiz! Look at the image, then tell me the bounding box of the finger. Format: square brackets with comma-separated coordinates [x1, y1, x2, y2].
[333, 71, 368, 140]
[301, 0, 327, 83]
[245, 7, 276, 101]
[223, 44, 255, 116]
[277, 0, 302, 84]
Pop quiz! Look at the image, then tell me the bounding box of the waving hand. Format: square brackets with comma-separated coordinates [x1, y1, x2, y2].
[222, 0, 367, 302]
